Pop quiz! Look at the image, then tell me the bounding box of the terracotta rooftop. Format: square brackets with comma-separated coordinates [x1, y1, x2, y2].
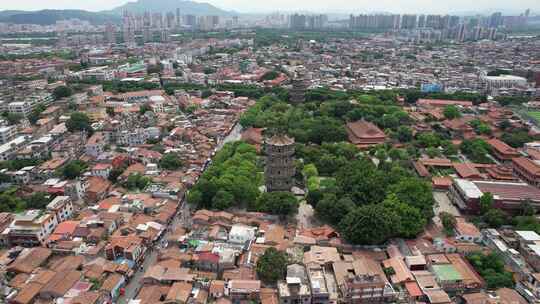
[346, 120, 386, 145]
[7, 248, 52, 274]
[513, 157, 540, 176]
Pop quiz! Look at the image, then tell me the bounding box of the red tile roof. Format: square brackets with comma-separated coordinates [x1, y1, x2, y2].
[513, 157, 540, 176]
[417, 99, 473, 108]
[346, 120, 386, 144]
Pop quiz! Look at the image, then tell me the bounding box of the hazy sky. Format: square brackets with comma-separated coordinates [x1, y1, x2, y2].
[1, 0, 539, 14]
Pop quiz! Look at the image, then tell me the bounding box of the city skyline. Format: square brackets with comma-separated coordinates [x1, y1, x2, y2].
[1, 0, 539, 15]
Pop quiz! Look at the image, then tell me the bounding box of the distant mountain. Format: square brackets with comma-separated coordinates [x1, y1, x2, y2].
[0, 9, 120, 25]
[109, 0, 234, 16]
[0, 10, 26, 18]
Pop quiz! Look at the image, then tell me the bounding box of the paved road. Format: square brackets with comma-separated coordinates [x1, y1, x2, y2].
[118, 198, 191, 304]
[217, 123, 242, 150]
[296, 201, 318, 229]
[117, 124, 239, 303]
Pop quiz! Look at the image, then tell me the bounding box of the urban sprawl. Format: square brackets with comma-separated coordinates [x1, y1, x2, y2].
[0, 5, 539, 304]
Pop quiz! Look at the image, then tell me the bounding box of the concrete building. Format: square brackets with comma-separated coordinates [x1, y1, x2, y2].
[7, 210, 60, 246]
[278, 264, 311, 304]
[46, 196, 74, 223]
[0, 125, 16, 144]
[449, 178, 540, 213]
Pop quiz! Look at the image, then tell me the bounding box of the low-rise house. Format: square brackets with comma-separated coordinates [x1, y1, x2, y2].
[6, 247, 52, 274]
[166, 281, 193, 303]
[7, 210, 60, 246]
[39, 270, 81, 301]
[85, 176, 112, 204]
[278, 264, 311, 304]
[194, 252, 220, 272]
[229, 223, 256, 245]
[100, 273, 125, 301]
[210, 280, 226, 299]
[47, 195, 74, 223]
[488, 138, 520, 162]
[512, 157, 540, 188]
[85, 132, 106, 158]
[105, 235, 145, 264]
[333, 257, 397, 304]
[226, 280, 261, 303]
[91, 163, 112, 179]
[454, 218, 482, 243]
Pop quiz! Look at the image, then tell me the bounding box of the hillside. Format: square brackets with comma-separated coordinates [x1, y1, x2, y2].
[109, 0, 234, 16]
[0, 9, 120, 25]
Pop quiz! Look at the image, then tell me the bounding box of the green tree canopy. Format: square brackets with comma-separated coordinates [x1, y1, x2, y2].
[483, 209, 507, 228]
[159, 153, 183, 170]
[53, 85, 73, 100]
[256, 191, 299, 217]
[479, 192, 494, 214]
[60, 160, 88, 179]
[339, 204, 399, 245]
[125, 173, 152, 190]
[388, 178, 434, 219]
[66, 112, 93, 134]
[440, 212, 457, 236]
[261, 70, 280, 81]
[316, 194, 355, 225]
[256, 247, 288, 284]
[467, 252, 514, 289]
[212, 190, 235, 210]
[383, 194, 426, 238]
[443, 105, 461, 119]
[397, 126, 413, 142]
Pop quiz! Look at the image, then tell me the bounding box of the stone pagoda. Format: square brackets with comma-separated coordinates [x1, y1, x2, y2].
[265, 135, 295, 192]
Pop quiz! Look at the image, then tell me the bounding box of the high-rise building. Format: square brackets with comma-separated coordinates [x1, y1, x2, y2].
[152, 12, 163, 28]
[211, 16, 220, 27]
[489, 12, 503, 28]
[166, 12, 175, 29]
[57, 30, 67, 48]
[449, 16, 460, 29]
[185, 15, 197, 28]
[441, 15, 450, 29]
[176, 8, 182, 27]
[306, 15, 327, 29]
[161, 29, 170, 42]
[418, 15, 426, 28]
[426, 14, 442, 29]
[473, 26, 483, 41]
[265, 135, 295, 192]
[143, 11, 152, 43]
[122, 10, 135, 46]
[290, 14, 307, 30]
[401, 14, 417, 29]
[349, 14, 399, 30]
[105, 23, 116, 44]
[457, 23, 467, 42]
[488, 27, 497, 40]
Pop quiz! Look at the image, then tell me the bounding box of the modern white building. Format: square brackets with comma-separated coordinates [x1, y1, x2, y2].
[47, 196, 74, 223]
[0, 136, 27, 161]
[228, 224, 256, 244]
[481, 74, 528, 91]
[0, 125, 17, 144]
[8, 101, 32, 117]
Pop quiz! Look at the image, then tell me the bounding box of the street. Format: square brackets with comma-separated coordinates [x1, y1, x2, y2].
[118, 197, 191, 304]
[117, 124, 240, 304]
